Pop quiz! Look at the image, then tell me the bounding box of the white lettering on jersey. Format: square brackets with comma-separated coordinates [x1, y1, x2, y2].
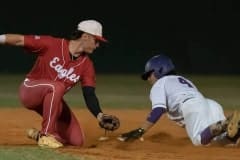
[50, 57, 80, 82]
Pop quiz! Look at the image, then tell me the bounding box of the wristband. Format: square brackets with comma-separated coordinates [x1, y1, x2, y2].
[147, 107, 166, 123]
[97, 112, 104, 121]
[0, 35, 6, 44]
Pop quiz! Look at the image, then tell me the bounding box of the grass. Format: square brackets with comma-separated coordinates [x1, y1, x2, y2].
[0, 73, 240, 159]
[187, 75, 240, 110]
[0, 74, 240, 109]
[0, 147, 89, 160]
[0, 74, 150, 108]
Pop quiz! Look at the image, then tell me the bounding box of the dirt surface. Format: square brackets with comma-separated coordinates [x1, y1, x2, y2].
[0, 108, 239, 160]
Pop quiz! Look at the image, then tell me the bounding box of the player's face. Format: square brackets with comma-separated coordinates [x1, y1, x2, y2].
[147, 72, 158, 85]
[72, 33, 100, 56]
[82, 33, 100, 54]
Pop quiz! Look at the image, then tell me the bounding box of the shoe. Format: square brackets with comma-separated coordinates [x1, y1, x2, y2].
[26, 128, 40, 141]
[38, 135, 63, 148]
[227, 111, 240, 138]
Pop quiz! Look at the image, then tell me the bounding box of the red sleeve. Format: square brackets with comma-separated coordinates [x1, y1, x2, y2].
[81, 60, 96, 87]
[24, 35, 52, 54]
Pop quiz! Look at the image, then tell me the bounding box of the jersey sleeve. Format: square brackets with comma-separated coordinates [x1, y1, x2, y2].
[80, 60, 96, 87]
[150, 80, 167, 110]
[23, 35, 51, 54]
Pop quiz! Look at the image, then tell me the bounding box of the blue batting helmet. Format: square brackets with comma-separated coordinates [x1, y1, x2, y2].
[141, 54, 175, 80]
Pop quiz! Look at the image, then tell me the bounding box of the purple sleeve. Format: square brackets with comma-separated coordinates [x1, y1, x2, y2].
[147, 107, 166, 123]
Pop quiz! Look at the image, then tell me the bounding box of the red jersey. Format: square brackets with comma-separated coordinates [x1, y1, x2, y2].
[24, 35, 96, 90]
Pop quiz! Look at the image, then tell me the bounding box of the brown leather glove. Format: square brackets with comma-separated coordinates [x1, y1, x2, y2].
[98, 114, 120, 131]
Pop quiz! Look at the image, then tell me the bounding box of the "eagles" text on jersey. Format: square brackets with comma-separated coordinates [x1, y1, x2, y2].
[49, 57, 80, 83]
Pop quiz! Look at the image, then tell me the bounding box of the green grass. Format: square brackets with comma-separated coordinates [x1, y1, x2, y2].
[0, 74, 240, 159]
[0, 147, 90, 160]
[187, 75, 240, 110]
[0, 74, 240, 109]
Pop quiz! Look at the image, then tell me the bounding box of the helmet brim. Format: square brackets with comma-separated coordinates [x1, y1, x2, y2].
[141, 70, 154, 80]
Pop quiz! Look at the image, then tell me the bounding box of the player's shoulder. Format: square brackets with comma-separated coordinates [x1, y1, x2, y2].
[162, 75, 191, 81]
[42, 35, 62, 41]
[26, 35, 62, 42]
[156, 75, 182, 85]
[158, 75, 179, 82]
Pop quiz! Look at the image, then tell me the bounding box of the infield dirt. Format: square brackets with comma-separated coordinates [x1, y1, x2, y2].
[0, 108, 239, 160]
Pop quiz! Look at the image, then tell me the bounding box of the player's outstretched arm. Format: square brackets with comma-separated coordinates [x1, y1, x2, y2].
[0, 34, 24, 46]
[82, 86, 120, 131]
[117, 120, 154, 142]
[118, 107, 166, 142]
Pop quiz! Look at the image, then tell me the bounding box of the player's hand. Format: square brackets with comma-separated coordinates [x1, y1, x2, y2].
[117, 128, 145, 142]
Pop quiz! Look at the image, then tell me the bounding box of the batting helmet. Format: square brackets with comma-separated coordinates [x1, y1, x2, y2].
[141, 54, 175, 80]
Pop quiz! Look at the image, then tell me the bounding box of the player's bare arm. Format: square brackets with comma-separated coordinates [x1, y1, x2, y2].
[0, 34, 24, 46]
[140, 120, 154, 131]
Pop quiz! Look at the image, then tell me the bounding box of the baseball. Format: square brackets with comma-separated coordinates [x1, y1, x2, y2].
[98, 136, 109, 141]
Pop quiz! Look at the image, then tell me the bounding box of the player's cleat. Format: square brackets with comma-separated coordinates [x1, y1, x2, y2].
[27, 128, 63, 148]
[226, 125, 240, 147]
[227, 111, 240, 138]
[26, 128, 40, 142]
[38, 135, 63, 148]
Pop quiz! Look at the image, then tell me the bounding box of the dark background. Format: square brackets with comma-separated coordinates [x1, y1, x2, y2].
[0, 0, 239, 74]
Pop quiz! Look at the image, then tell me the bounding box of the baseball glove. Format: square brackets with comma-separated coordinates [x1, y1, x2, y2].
[118, 128, 145, 141]
[98, 114, 120, 131]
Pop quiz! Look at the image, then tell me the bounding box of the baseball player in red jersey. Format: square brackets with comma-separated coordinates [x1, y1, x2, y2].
[0, 20, 120, 148]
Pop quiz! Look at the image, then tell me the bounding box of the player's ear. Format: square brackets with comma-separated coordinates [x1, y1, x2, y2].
[149, 72, 158, 84]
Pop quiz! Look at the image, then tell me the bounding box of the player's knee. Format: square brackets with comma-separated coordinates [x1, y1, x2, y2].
[19, 93, 28, 106]
[71, 138, 84, 146]
[19, 91, 38, 109]
[68, 130, 85, 146]
[191, 135, 202, 146]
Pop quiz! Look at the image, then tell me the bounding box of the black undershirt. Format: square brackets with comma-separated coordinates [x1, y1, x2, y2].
[70, 53, 101, 117]
[82, 86, 102, 117]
